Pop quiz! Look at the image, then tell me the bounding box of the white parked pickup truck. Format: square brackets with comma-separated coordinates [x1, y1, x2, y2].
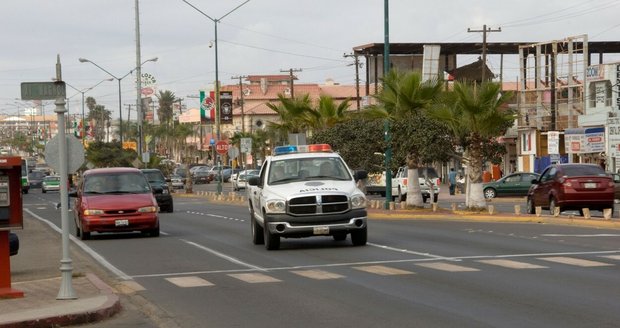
[247, 144, 368, 250]
[392, 166, 441, 203]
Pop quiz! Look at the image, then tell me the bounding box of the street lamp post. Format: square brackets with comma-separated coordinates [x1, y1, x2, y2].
[62, 79, 114, 145]
[383, 0, 392, 209]
[181, 0, 251, 194]
[78, 57, 158, 144]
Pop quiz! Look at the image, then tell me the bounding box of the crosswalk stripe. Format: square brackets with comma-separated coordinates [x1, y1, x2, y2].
[538, 256, 613, 267]
[166, 276, 214, 288]
[353, 265, 413, 276]
[291, 269, 344, 280]
[600, 255, 620, 261]
[477, 259, 547, 269]
[416, 262, 479, 272]
[228, 273, 281, 283]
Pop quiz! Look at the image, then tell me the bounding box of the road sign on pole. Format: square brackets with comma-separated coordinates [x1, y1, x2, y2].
[240, 138, 252, 153]
[20, 82, 66, 100]
[215, 140, 229, 155]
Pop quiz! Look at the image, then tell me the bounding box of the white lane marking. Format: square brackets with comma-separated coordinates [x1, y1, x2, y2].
[130, 250, 620, 279]
[25, 208, 132, 281]
[181, 239, 265, 272]
[291, 269, 344, 280]
[368, 242, 451, 260]
[116, 280, 146, 294]
[185, 211, 244, 222]
[166, 276, 214, 287]
[542, 234, 620, 237]
[353, 265, 413, 276]
[416, 262, 479, 272]
[229, 273, 281, 283]
[538, 256, 614, 267]
[160, 231, 170, 236]
[601, 255, 620, 260]
[477, 259, 547, 269]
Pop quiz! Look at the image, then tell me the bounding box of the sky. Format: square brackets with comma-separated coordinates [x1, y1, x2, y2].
[1, 0, 620, 120]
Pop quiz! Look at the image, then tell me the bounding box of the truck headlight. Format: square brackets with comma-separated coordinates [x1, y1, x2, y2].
[351, 194, 366, 209]
[265, 199, 286, 213]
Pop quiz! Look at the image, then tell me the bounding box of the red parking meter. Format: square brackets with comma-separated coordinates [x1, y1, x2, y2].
[0, 156, 24, 298]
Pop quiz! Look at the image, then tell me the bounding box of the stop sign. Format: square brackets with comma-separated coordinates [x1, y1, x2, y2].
[215, 140, 230, 155]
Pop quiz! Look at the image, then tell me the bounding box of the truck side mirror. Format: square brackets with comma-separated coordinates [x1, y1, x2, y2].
[247, 176, 259, 186]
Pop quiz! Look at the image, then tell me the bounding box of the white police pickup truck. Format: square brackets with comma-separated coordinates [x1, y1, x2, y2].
[247, 144, 368, 250]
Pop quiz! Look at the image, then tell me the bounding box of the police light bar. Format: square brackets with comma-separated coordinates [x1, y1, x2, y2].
[272, 144, 333, 156]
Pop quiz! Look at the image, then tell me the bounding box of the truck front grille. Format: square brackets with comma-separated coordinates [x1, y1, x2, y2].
[288, 195, 349, 215]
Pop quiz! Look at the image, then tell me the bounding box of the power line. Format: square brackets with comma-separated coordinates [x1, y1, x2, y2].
[279, 68, 302, 98]
[467, 25, 502, 82]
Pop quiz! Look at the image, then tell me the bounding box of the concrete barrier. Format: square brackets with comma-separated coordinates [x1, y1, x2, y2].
[535, 206, 542, 217]
[514, 205, 521, 215]
[603, 208, 612, 220]
[582, 208, 591, 219]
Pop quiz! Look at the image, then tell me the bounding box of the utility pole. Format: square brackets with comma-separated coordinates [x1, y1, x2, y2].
[231, 75, 248, 133]
[467, 24, 501, 82]
[280, 68, 302, 98]
[344, 53, 361, 110]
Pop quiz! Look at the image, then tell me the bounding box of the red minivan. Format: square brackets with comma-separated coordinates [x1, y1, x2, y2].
[71, 167, 159, 240]
[526, 163, 614, 215]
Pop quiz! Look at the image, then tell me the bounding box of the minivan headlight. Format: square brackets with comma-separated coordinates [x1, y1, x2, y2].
[138, 206, 158, 213]
[84, 209, 104, 215]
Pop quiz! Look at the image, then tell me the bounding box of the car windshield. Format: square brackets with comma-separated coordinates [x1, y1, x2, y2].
[44, 176, 60, 182]
[143, 171, 165, 183]
[562, 165, 607, 177]
[268, 157, 351, 184]
[84, 172, 151, 194]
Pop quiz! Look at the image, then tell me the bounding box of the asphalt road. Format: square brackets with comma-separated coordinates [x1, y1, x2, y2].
[22, 187, 620, 328]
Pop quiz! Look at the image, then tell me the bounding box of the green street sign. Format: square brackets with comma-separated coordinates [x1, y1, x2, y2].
[20, 81, 66, 100]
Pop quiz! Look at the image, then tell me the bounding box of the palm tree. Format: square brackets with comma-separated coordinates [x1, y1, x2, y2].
[305, 95, 352, 132]
[265, 94, 313, 145]
[364, 70, 444, 207]
[156, 90, 176, 127]
[429, 81, 515, 208]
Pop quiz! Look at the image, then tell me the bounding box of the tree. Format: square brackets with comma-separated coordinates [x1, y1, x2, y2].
[305, 95, 352, 133]
[85, 141, 138, 168]
[364, 70, 448, 207]
[156, 90, 176, 126]
[85, 97, 111, 142]
[265, 94, 313, 145]
[429, 81, 515, 208]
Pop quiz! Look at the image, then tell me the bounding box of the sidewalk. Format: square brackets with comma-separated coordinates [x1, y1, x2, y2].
[0, 213, 121, 328]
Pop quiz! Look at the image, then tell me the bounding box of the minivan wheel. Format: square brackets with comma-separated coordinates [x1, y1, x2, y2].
[549, 198, 561, 215]
[526, 197, 535, 214]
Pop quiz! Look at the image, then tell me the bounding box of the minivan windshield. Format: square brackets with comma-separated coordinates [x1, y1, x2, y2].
[84, 173, 152, 194]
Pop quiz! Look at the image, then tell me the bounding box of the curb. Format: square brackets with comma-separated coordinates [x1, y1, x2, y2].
[173, 193, 620, 230]
[0, 274, 121, 328]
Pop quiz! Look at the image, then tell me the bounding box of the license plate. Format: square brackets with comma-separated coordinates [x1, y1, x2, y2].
[313, 226, 329, 235]
[115, 219, 129, 227]
[584, 182, 596, 188]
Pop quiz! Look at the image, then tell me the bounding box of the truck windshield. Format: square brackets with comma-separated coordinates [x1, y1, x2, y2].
[268, 157, 351, 184]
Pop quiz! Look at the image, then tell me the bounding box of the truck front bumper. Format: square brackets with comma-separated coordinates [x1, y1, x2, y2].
[265, 209, 367, 237]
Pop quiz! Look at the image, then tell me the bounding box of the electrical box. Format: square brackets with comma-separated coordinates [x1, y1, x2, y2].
[0, 156, 23, 231]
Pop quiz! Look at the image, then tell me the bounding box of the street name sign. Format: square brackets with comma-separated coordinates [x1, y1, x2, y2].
[21, 81, 66, 100]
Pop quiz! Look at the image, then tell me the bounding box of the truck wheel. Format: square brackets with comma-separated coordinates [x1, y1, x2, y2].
[351, 227, 367, 246]
[333, 232, 347, 241]
[422, 196, 428, 203]
[264, 226, 280, 250]
[251, 208, 264, 245]
[433, 194, 438, 203]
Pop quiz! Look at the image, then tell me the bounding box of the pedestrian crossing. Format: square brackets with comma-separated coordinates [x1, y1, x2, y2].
[156, 255, 619, 289]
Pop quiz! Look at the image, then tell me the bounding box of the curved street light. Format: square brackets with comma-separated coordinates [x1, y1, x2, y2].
[181, 0, 251, 195]
[61, 78, 114, 145]
[78, 57, 158, 144]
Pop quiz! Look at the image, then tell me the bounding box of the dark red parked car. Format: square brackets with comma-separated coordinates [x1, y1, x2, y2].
[526, 163, 614, 215]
